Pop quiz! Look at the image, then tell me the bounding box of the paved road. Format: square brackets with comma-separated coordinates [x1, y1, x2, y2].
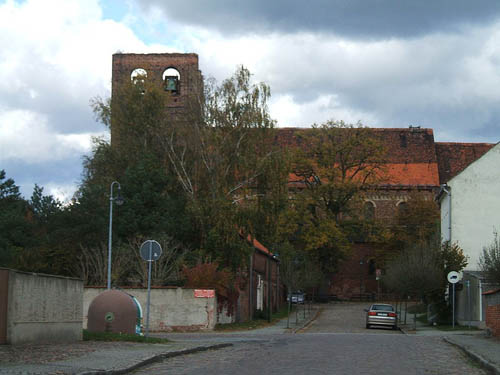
[133, 303, 487, 375]
[305, 302, 400, 333]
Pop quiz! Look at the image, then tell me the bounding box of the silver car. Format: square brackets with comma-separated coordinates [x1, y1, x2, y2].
[365, 304, 398, 330]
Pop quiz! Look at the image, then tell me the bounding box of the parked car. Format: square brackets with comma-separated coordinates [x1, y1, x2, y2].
[287, 291, 305, 304]
[364, 303, 398, 330]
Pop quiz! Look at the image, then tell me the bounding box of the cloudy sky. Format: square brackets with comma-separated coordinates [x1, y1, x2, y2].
[1, 0, 500, 200]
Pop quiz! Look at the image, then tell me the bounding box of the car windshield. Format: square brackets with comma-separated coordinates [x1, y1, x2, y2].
[371, 305, 393, 311]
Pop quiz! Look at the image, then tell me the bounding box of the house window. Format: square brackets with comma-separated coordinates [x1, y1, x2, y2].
[162, 67, 180, 94]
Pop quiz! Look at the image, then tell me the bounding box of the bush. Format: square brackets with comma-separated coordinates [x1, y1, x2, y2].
[479, 231, 500, 283]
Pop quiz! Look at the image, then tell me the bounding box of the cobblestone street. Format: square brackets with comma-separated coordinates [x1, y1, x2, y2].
[304, 302, 401, 333]
[133, 303, 487, 375]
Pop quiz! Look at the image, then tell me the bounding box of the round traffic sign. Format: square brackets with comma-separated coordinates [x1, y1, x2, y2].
[447, 271, 460, 284]
[140, 240, 162, 261]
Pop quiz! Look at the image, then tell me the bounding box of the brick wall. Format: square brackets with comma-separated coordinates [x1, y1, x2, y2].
[485, 290, 500, 337]
[111, 53, 203, 145]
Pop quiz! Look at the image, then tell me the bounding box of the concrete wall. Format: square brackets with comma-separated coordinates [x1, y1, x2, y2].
[4, 269, 83, 345]
[84, 287, 217, 331]
[441, 144, 500, 270]
[455, 274, 483, 326]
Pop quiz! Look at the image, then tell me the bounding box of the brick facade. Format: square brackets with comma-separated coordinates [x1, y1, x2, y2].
[484, 289, 500, 337]
[111, 53, 203, 144]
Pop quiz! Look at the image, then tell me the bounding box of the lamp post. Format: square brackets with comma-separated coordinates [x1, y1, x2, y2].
[107, 181, 124, 290]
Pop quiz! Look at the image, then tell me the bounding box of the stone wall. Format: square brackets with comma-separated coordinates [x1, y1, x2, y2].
[84, 287, 217, 332]
[1, 268, 83, 345]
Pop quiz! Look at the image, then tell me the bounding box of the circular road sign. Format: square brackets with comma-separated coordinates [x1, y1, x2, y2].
[447, 271, 460, 284]
[140, 240, 162, 262]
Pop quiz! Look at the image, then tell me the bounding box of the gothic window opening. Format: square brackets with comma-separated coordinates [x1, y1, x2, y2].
[130, 68, 147, 84]
[162, 67, 180, 94]
[364, 201, 375, 220]
[130, 68, 147, 93]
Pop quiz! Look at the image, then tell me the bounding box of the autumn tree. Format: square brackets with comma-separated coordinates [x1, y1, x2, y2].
[85, 65, 283, 282]
[389, 191, 440, 251]
[288, 121, 387, 272]
[157, 66, 281, 270]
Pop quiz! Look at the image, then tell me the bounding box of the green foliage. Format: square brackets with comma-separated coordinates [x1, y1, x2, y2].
[157, 66, 280, 270]
[383, 242, 443, 299]
[82, 329, 169, 343]
[0, 170, 29, 267]
[390, 191, 440, 251]
[281, 121, 387, 274]
[294, 120, 387, 221]
[0, 171, 69, 274]
[440, 241, 468, 277]
[383, 239, 468, 301]
[479, 231, 500, 283]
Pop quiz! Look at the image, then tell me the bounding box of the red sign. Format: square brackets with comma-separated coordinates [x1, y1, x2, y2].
[194, 289, 215, 298]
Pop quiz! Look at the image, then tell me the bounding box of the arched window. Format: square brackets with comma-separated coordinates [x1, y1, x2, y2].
[397, 201, 408, 216]
[162, 67, 180, 94]
[130, 68, 147, 84]
[364, 201, 375, 220]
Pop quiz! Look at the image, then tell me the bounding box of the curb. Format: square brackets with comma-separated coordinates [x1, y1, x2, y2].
[443, 337, 500, 375]
[77, 343, 233, 375]
[293, 307, 322, 333]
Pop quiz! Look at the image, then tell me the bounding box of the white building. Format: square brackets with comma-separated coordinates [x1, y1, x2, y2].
[439, 143, 500, 271]
[438, 143, 500, 326]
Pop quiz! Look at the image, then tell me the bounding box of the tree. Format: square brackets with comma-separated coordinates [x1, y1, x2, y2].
[388, 191, 440, 252]
[293, 120, 387, 221]
[479, 231, 500, 283]
[0, 170, 29, 267]
[157, 66, 279, 270]
[383, 242, 443, 301]
[383, 238, 467, 325]
[82, 65, 282, 284]
[286, 121, 387, 273]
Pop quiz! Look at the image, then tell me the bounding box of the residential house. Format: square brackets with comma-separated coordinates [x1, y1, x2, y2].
[437, 142, 499, 326]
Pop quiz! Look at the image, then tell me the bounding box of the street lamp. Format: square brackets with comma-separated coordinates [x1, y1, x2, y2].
[107, 181, 124, 290]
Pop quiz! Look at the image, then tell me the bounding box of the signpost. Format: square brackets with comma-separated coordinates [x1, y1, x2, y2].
[447, 271, 460, 329]
[140, 240, 162, 337]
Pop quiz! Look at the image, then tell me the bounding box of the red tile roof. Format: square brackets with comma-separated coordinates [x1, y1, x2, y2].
[276, 127, 440, 187]
[435, 142, 495, 184]
[247, 235, 273, 256]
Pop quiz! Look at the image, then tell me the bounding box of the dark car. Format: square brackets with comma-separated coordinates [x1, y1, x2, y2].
[364, 303, 398, 330]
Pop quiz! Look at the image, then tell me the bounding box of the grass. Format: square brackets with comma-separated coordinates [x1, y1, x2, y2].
[83, 329, 169, 343]
[410, 312, 480, 331]
[433, 324, 480, 331]
[215, 304, 299, 331]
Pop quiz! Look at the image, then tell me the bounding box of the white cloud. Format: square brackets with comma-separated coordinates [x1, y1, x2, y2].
[2, 0, 500, 199]
[0, 0, 179, 197]
[181, 24, 500, 135]
[0, 108, 104, 162]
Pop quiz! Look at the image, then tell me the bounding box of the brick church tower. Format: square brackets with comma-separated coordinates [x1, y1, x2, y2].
[110, 53, 203, 144]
